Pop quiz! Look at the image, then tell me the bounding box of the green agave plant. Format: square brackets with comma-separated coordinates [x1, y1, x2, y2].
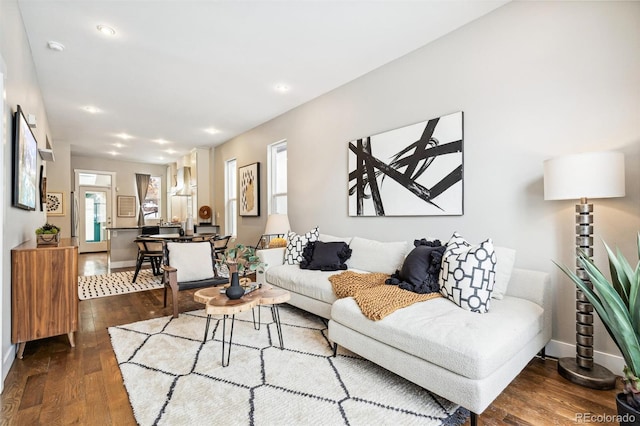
[555, 234, 640, 409]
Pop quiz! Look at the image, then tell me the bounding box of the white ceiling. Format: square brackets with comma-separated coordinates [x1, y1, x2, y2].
[18, 0, 508, 165]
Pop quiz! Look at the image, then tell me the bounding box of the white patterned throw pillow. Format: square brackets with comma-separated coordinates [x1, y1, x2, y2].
[439, 232, 496, 313]
[285, 227, 320, 265]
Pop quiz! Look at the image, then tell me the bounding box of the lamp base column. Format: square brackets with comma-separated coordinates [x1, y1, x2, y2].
[558, 357, 617, 390]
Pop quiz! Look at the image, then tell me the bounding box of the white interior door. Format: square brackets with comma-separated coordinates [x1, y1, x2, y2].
[79, 186, 112, 253]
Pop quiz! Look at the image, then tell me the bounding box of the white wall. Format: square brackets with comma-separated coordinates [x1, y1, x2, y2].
[0, 0, 53, 389]
[214, 1, 640, 370]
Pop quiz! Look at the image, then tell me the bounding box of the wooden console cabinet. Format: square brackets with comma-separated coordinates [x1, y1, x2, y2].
[11, 238, 78, 359]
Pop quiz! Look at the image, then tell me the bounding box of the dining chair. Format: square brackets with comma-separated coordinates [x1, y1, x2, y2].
[162, 240, 229, 317]
[132, 237, 164, 283]
[140, 225, 160, 236]
[212, 235, 231, 259]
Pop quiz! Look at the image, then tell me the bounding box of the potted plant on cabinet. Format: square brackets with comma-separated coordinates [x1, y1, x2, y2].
[217, 244, 265, 300]
[35, 223, 61, 246]
[556, 235, 639, 424]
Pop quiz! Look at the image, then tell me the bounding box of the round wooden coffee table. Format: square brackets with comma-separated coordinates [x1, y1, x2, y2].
[195, 284, 290, 367]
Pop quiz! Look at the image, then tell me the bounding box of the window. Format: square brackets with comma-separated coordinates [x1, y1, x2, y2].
[143, 176, 162, 220]
[225, 158, 237, 236]
[268, 140, 287, 214]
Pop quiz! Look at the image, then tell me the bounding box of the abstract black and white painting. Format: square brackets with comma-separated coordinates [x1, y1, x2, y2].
[239, 162, 260, 216]
[348, 111, 463, 216]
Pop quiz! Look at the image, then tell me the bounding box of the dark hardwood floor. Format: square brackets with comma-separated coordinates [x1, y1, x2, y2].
[0, 253, 620, 425]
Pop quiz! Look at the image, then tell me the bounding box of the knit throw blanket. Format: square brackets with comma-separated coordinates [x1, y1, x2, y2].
[329, 271, 441, 321]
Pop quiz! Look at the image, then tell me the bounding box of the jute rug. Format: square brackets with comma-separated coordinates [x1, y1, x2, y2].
[78, 269, 163, 300]
[108, 304, 468, 426]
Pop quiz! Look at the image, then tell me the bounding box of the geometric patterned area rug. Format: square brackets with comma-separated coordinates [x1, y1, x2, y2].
[78, 269, 163, 300]
[108, 304, 469, 426]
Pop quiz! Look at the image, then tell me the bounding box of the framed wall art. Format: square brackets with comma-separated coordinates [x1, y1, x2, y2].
[46, 191, 64, 216]
[12, 105, 38, 211]
[239, 162, 260, 216]
[39, 165, 47, 211]
[117, 195, 137, 217]
[348, 111, 463, 216]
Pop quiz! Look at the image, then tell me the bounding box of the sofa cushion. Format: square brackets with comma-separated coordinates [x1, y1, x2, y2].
[492, 246, 516, 300]
[166, 242, 214, 283]
[284, 227, 320, 265]
[387, 240, 446, 294]
[347, 237, 409, 274]
[330, 295, 544, 380]
[266, 264, 338, 304]
[439, 233, 496, 313]
[300, 241, 352, 271]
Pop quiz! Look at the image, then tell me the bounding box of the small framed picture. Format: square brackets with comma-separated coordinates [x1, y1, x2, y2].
[46, 191, 64, 216]
[117, 195, 137, 217]
[239, 162, 260, 216]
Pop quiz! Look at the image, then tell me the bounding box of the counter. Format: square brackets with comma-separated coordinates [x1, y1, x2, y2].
[106, 225, 181, 269]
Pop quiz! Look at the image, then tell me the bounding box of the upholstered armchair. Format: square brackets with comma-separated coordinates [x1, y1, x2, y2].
[162, 241, 228, 318]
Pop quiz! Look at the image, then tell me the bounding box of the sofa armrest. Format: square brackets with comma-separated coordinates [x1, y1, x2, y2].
[257, 247, 286, 270]
[506, 268, 550, 306]
[506, 268, 552, 341]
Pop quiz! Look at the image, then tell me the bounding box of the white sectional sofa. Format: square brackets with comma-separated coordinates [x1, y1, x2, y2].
[257, 234, 551, 425]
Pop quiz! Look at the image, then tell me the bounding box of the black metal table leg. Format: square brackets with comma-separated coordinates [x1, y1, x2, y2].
[271, 305, 284, 349]
[203, 314, 212, 342]
[252, 306, 261, 330]
[221, 314, 236, 367]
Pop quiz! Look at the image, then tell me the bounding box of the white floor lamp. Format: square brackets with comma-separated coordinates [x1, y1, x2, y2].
[544, 150, 625, 389]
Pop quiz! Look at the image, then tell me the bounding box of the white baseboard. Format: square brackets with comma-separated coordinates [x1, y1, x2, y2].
[109, 260, 136, 269]
[546, 339, 625, 375]
[1, 345, 16, 392]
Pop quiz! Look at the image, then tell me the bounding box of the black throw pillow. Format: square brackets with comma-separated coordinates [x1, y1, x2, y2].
[386, 239, 445, 294]
[300, 241, 352, 271]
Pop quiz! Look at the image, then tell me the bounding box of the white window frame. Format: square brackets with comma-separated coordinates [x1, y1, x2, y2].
[267, 140, 287, 215]
[143, 176, 162, 220]
[225, 158, 237, 236]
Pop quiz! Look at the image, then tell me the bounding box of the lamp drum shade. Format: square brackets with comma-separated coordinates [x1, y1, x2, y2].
[543, 151, 625, 201]
[264, 214, 291, 235]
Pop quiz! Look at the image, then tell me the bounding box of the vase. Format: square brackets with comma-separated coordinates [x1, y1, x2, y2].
[225, 272, 244, 300]
[616, 392, 640, 426]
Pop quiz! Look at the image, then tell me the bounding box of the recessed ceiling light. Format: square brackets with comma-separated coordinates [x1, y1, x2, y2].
[153, 138, 169, 145]
[97, 25, 116, 36]
[108, 151, 119, 156]
[204, 128, 220, 135]
[47, 41, 65, 51]
[83, 106, 101, 114]
[113, 143, 124, 148]
[165, 149, 177, 155]
[116, 133, 133, 140]
[274, 84, 290, 93]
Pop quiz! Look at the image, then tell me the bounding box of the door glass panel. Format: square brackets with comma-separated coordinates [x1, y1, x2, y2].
[84, 190, 107, 243]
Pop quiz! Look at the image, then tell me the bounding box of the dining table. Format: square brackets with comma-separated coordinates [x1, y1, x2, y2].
[147, 233, 218, 242]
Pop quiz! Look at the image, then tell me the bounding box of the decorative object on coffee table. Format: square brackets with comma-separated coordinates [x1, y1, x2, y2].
[544, 150, 625, 389]
[225, 272, 244, 300]
[217, 243, 265, 280]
